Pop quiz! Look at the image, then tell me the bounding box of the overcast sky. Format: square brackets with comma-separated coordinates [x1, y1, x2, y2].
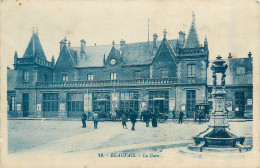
[1, 0, 259, 68]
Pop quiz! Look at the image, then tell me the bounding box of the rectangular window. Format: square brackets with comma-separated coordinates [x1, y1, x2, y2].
[161, 70, 168, 78]
[134, 71, 140, 79]
[8, 96, 15, 111]
[67, 93, 84, 112]
[87, 74, 94, 81]
[187, 64, 196, 77]
[236, 67, 245, 75]
[110, 73, 117, 80]
[42, 93, 59, 111]
[62, 74, 68, 81]
[44, 74, 48, 81]
[23, 70, 29, 81]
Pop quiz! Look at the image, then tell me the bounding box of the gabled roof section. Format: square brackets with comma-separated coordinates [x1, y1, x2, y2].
[152, 31, 176, 63]
[23, 32, 47, 60]
[184, 12, 200, 48]
[105, 41, 122, 64]
[55, 45, 76, 69]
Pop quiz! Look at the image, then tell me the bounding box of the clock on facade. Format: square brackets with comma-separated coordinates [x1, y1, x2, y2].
[110, 59, 117, 65]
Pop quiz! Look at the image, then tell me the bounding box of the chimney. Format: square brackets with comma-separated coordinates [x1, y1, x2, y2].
[14, 51, 18, 64]
[153, 33, 158, 48]
[80, 39, 86, 60]
[228, 53, 232, 59]
[178, 31, 186, 46]
[51, 55, 55, 67]
[248, 51, 252, 58]
[120, 39, 125, 47]
[59, 39, 66, 52]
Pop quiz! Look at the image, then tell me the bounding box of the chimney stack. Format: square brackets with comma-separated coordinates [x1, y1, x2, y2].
[59, 38, 66, 52]
[153, 33, 158, 48]
[120, 39, 125, 47]
[248, 51, 252, 58]
[178, 31, 186, 46]
[228, 53, 232, 59]
[80, 39, 86, 60]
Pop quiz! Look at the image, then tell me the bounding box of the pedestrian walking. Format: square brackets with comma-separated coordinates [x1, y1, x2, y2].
[172, 109, 176, 119]
[81, 112, 87, 128]
[92, 112, 99, 129]
[122, 113, 127, 129]
[145, 110, 151, 127]
[151, 110, 157, 127]
[129, 108, 137, 131]
[179, 111, 184, 124]
[198, 110, 203, 124]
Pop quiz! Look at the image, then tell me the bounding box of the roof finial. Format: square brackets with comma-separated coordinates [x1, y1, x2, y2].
[68, 41, 71, 47]
[192, 11, 195, 22]
[36, 27, 38, 34]
[163, 29, 167, 38]
[148, 18, 150, 46]
[64, 37, 67, 44]
[32, 27, 35, 34]
[112, 40, 115, 47]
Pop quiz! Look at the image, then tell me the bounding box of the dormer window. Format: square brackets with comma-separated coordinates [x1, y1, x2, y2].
[110, 73, 117, 80]
[22, 70, 29, 82]
[134, 71, 140, 79]
[87, 74, 94, 81]
[62, 74, 68, 81]
[161, 70, 168, 78]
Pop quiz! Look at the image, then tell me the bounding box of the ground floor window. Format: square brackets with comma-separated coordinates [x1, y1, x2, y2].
[92, 92, 111, 118]
[67, 93, 84, 112]
[42, 93, 59, 111]
[186, 90, 196, 118]
[148, 91, 169, 113]
[120, 91, 139, 112]
[8, 96, 15, 111]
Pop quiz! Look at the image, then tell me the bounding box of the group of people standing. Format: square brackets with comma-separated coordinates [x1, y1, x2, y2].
[81, 108, 160, 131]
[81, 111, 99, 129]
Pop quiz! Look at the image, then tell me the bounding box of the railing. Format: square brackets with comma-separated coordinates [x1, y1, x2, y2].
[36, 78, 178, 88]
[179, 47, 206, 55]
[16, 58, 53, 68]
[35, 58, 53, 67]
[17, 58, 34, 64]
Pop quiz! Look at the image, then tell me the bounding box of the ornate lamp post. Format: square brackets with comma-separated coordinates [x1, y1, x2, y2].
[188, 56, 251, 153]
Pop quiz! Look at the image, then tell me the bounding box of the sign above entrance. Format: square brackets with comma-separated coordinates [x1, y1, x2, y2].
[153, 98, 165, 100]
[97, 99, 107, 101]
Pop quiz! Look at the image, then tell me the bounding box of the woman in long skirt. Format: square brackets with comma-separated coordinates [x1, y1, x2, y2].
[152, 112, 157, 127]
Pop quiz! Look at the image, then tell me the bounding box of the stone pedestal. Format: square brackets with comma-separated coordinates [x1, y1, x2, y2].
[186, 56, 251, 153]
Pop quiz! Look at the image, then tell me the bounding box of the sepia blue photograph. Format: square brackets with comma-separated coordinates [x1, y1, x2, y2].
[1, 0, 260, 168]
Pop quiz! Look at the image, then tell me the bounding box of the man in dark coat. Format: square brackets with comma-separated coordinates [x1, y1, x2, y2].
[81, 112, 87, 128]
[198, 110, 204, 124]
[179, 111, 184, 124]
[129, 108, 137, 131]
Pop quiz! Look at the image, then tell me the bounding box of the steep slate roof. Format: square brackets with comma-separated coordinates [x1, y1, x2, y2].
[73, 39, 177, 67]
[184, 12, 200, 48]
[23, 32, 47, 60]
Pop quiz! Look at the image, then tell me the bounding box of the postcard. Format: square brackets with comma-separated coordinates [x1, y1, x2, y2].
[0, 0, 260, 168]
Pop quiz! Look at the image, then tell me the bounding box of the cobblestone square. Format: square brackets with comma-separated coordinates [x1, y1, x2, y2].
[8, 120, 252, 156]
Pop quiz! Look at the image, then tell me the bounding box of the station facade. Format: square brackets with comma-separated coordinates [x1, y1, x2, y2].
[7, 14, 253, 119]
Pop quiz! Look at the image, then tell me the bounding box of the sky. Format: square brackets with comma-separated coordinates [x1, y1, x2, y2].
[1, 0, 259, 69]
